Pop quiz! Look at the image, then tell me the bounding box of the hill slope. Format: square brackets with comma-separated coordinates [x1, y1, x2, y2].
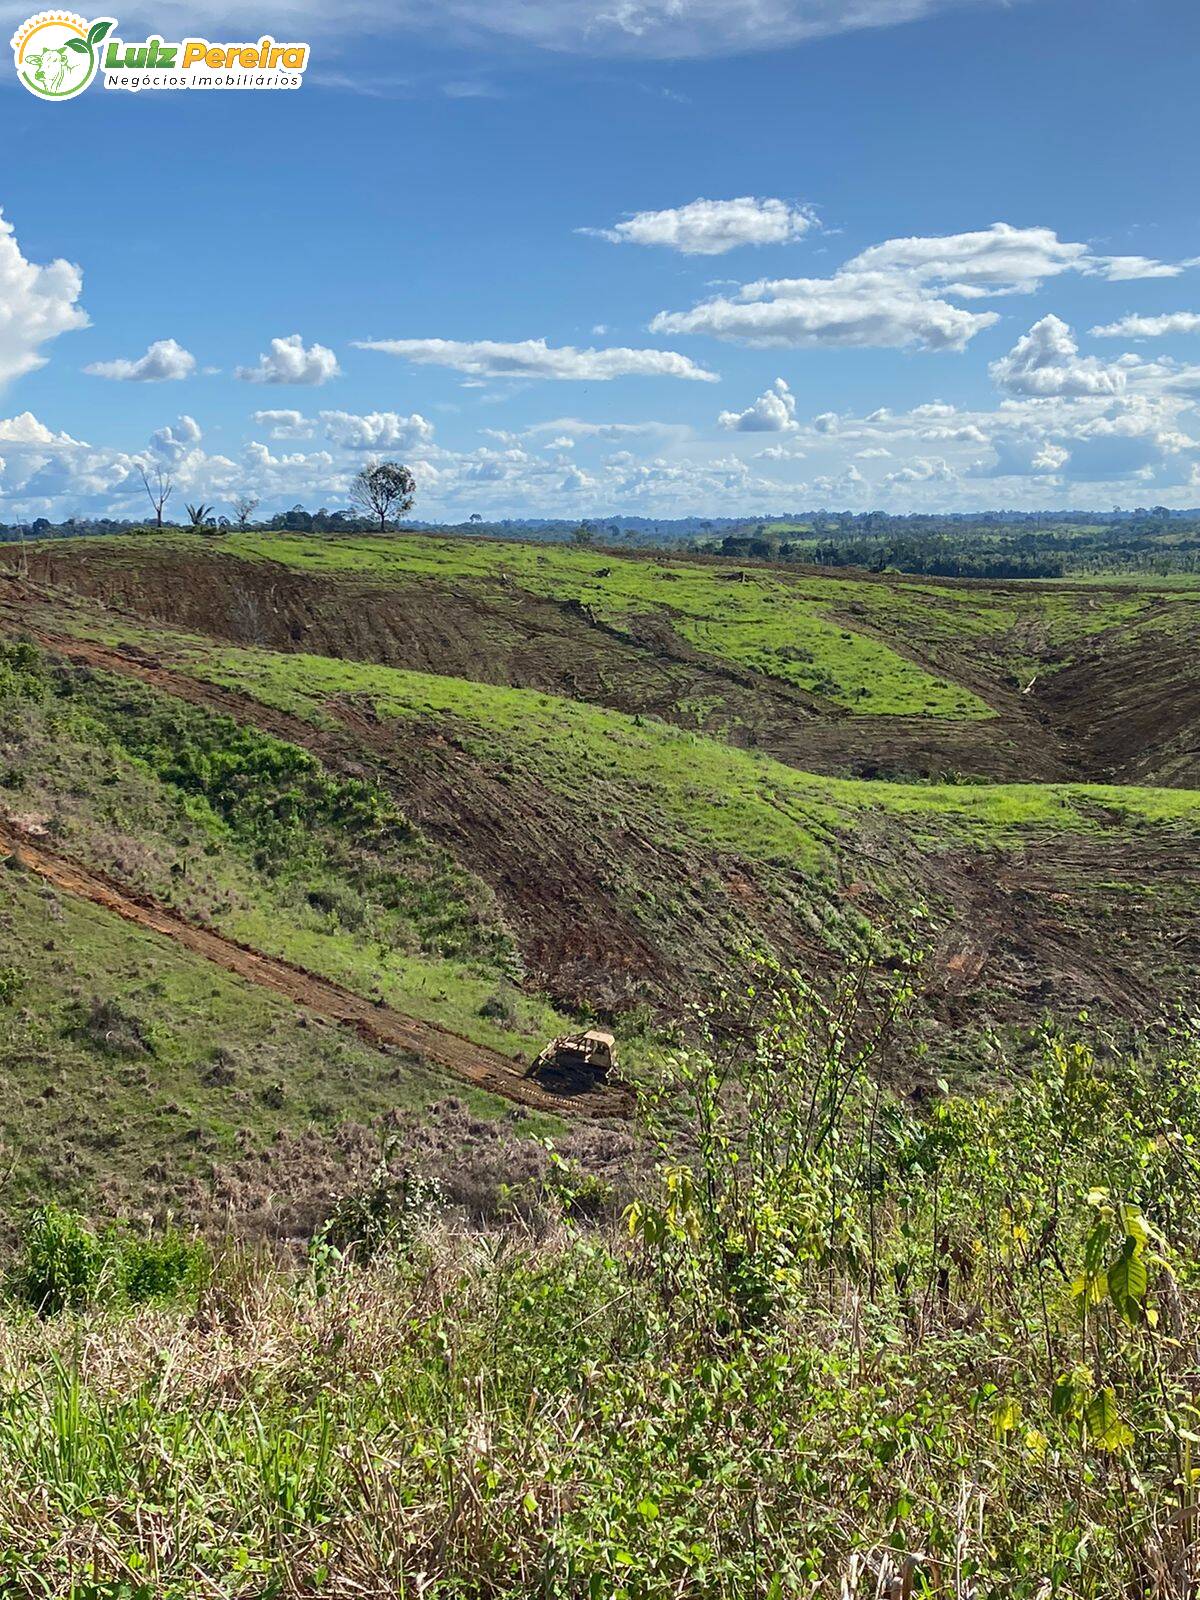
[1, 536, 1197, 1121]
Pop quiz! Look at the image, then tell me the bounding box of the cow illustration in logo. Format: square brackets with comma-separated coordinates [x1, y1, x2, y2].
[11, 12, 114, 100]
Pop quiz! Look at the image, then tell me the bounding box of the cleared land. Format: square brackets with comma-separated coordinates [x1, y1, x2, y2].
[1, 533, 1198, 1218]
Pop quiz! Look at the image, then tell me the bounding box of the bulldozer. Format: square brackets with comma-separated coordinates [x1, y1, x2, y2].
[527, 1029, 617, 1090]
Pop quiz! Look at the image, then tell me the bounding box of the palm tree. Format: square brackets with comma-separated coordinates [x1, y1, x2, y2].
[185, 502, 216, 531]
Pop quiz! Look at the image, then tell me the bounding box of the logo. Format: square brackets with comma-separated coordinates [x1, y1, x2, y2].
[11, 12, 114, 99]
[10, 13, 309, 95]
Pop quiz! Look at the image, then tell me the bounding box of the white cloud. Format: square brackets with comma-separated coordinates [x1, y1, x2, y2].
[846, 222, 1090, 296]
[244, 440, 336, 473]
[718, 377, 798, 431]
[250, 409, 314, 439]
[1031, 442, 1070, 472]
[1091, 311, 1200, 339]
[754, 443, 801, 460]
[353, 335, 718, 381]
[148, 414, 203, 463]
[584, 196, 816, 255]
[235, 334, 340, 386]
[649, 223, 1200, 356]
[84, 338, 196, 382]
[382, 0, 1026, 58]
[318, 409, 435, 450]
[0, 209, 88, 386]
[1093, 255, 1189, 281]
[0, 411, 81, 446]
[517, 416, 690, 440]
[989, 315, 1126, 398]
[884, 455, 955, 484]
[652, 268, 998, 352]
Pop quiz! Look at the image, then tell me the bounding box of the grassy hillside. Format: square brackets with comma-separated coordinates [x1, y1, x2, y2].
[0, 534, 1197, 1181]
[0, 867, 556, 1233]
[13, 530, 1200, 791]
[2, 533, 1200, 1595]
[1, 601, 1195, 1077]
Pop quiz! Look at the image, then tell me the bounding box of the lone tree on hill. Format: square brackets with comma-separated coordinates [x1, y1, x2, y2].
[138, 464, 173, 529]
[232, 494, 259, 530]
[349, 461, 416, 533]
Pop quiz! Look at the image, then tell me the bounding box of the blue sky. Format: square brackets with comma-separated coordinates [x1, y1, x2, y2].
[1, 0, 1198, 520]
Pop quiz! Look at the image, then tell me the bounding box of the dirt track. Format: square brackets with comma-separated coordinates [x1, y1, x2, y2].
[0, 818, 630, 1121]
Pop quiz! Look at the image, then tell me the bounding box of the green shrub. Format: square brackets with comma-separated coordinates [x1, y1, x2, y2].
[11, 1205, 108, 1315]
[8, 1206, 208, 1317]
[315, 1148, 443, 1267]
[117, 1229, 209, 1304]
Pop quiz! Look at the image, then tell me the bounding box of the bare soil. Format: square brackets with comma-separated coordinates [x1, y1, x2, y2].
[0, 817, 631, 1121]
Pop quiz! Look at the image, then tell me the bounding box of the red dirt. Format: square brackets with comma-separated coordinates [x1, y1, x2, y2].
[4, 581, 1199, 1044]
[0, 545, 1068, 782]
[0, 817, 631, 1122]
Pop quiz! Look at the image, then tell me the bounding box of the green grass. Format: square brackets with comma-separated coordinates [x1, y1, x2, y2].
[219, 530, 1200, 701]
[25, 530, 1200, 721]
[0, 644, 573, 1059]
[158, 637, 1200, 854]
[220, 533, 1000, 717]
[0, 870, 536, 1222]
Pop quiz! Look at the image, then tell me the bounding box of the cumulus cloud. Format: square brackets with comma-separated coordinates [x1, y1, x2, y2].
[1091, 311, 1200, 339]
[649, 224, 1200, 356]
[884, 455, 955, 484]
[1031, 442, 1070, 472]
[718, 377, 798, 431]
[250, 409, 314, 438]
[583, 196, 816, 255]
[236, 334, 340, 386]
[846, 222, 1090, 297]
[0, 209, 88, 386]
[84, 338, 196, 382]
[318, 409, 435, 449]
[989, 315, 1127, 398]
[148, 414, 203, 463]
[653, 270, 996, 352]
[353, 336, 718, 381]
[0, 411, 81, 446]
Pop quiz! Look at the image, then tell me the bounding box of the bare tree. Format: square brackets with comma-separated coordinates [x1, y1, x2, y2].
[232, 494, 259, 530]
[139, 464, 173, 529]
[349, 461, 416, 534]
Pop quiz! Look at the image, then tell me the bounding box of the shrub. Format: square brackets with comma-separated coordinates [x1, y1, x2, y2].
[314, 1147, 443, 1267]
[117, 1229, 209, 1303]
[8, 1206, 208, 1317]
[80, 996, 152, 1057]
[10, 1205, 108, 1315]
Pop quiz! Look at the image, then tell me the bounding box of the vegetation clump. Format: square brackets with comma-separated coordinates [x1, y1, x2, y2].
[2, 970, 1199, 1595]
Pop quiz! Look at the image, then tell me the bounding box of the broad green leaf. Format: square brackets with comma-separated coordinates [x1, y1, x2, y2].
[88, 19, 113, 44]
[992, 1396, 1022, 1437]
[1109, 1247, 1148, 1323]
[66, 37, 89, 53]
[1085, 1389, 1133, 1453]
